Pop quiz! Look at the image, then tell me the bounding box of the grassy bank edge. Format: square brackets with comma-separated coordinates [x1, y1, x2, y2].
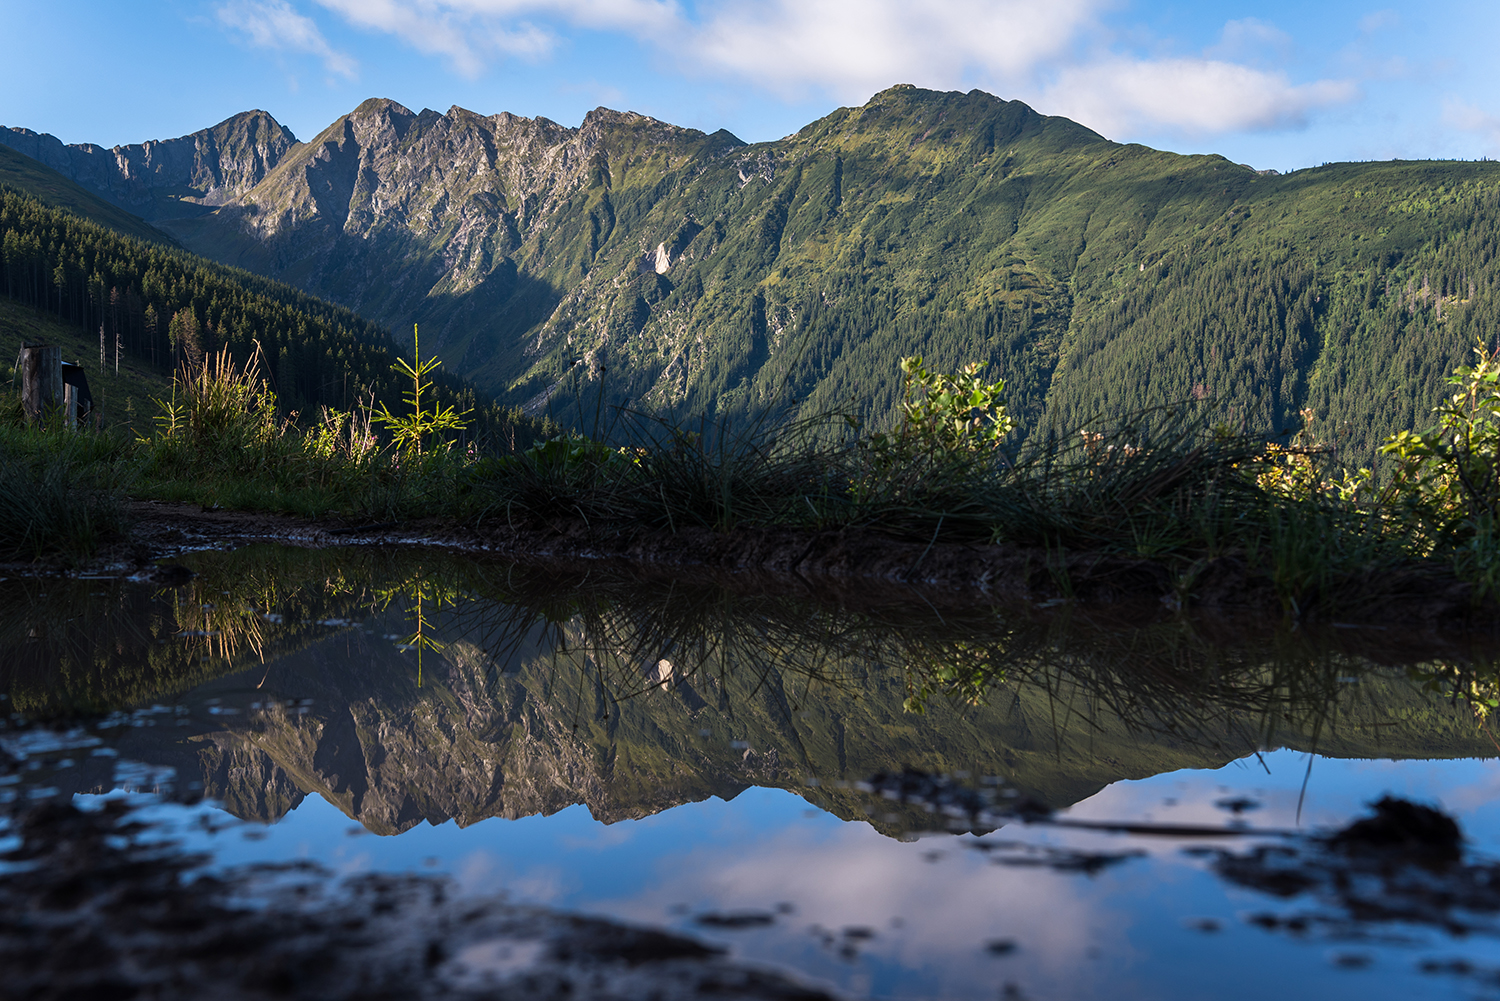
[6, 347, 1500, 629]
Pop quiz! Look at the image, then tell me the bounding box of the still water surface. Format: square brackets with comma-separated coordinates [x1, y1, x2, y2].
[5, 544, 1500, 999]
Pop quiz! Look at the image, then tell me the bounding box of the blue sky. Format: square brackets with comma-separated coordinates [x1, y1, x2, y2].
[2, 0, 1497, 172]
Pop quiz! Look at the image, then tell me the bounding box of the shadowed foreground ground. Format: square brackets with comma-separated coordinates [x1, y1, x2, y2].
[1, 799, 837, 1001]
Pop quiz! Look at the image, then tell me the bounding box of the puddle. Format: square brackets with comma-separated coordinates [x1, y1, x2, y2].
[4, 544, 1500, 998]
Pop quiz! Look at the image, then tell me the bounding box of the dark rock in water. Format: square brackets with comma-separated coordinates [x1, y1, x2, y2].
[1212, 795, 1500, 974]
[857, 767, 1056, 834]
[861, 768, 996, 822]
[694, 912, 776, 930]
[1213, 796, 1261, 815]
[1326, 796, 1462, 865]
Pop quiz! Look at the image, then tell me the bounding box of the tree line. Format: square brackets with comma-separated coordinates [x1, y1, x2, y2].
[0, 187, 541, 448]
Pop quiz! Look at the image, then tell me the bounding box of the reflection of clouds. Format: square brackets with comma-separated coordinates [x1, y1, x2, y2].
[466, 848, 569, 903]
[456, 849, 497, 888]
[503, 868, 567, 904]
[558, 823, 636, 851]
[1414, 766, 1500, 814]
[588, 821, 1126, 992]
[325, 846, 375, 876]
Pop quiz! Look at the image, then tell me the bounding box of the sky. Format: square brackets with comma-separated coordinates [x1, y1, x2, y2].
[2, 0, 1497, 173]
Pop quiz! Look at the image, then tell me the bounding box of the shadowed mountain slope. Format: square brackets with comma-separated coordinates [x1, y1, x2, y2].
[0, 143, 171, 245]
[0, 111, 296, 221]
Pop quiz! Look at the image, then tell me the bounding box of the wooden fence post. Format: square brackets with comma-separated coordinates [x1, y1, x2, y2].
[20, 344, 62, 424]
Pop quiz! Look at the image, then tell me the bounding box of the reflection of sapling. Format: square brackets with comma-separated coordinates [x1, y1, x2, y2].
[374, 325, 470, 455]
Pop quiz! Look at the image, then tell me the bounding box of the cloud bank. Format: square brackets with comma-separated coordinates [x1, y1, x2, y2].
[216, 0, 1361, 139]
[1041, 59, 1359, 137]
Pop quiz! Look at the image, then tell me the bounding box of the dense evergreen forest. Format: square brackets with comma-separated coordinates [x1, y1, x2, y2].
[0, 187, 532, 444]
[1046, 165, 1500, 464]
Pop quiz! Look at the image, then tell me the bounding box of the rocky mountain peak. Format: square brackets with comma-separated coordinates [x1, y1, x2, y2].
[341, 98, 419, 148]
[0, 110, 297, 220]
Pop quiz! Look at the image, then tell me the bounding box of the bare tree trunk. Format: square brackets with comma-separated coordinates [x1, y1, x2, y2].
[20, 344, 62, 424]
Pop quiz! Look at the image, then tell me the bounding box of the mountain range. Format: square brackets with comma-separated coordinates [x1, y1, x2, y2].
[7, 87, 1500, 458]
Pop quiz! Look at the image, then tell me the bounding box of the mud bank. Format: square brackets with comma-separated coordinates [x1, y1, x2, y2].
[0, 800, 836, 1001]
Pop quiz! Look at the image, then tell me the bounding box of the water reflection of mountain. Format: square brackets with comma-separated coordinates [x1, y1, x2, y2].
[5, 546, 1496, 837]
[25, 549, 1476, 837]
[171, 632, 1495, 838]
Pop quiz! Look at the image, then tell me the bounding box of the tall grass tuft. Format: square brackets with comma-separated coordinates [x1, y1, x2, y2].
[133, 344, 464, 518]
[0, 425, 128, 561]
[7, 339, 1500, 616]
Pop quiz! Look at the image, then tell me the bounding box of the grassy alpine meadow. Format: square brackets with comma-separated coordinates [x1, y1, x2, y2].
[7, 326, 1500, 621]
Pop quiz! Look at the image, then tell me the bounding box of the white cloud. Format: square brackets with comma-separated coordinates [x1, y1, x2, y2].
[1358, 9, 1400, 35]
[1442, 97, 1500, 153]
[217, 0, 359, 79]
[1039, 57, 1358, 137]
[312, 0, 557, 78]
[1205, 17, 1293, 66]
[286, 0, 1366, 140]
[685, 0, 1102, 102]
[311, 0, 680, 78]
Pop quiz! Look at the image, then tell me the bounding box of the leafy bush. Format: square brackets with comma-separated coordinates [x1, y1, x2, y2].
[891, 356, 1013, 453]
[1380, 341, 1500, 545]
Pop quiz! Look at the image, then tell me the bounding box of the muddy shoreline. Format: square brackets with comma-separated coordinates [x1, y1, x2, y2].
[4, 499, 1491, 634]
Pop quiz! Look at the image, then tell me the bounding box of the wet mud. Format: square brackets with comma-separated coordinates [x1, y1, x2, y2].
[0, 799, 836, 1001]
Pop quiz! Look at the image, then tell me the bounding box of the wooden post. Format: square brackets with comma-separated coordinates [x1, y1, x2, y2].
[64, 383, 78, 430]
[20, 344, 62, 424]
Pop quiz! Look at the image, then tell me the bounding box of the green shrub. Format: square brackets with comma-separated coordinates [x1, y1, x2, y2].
[1380, 341, 1500, 546]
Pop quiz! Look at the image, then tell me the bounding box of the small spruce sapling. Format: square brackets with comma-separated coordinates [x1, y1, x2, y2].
[374, 324, 470, 455]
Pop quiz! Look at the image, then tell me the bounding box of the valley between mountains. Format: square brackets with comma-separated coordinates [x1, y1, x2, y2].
[9, 84, 1500, 462]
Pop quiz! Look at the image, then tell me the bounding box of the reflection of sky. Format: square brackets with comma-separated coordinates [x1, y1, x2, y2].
[1068, 750, 1500, 850]
[109, 750, 1500, 1000]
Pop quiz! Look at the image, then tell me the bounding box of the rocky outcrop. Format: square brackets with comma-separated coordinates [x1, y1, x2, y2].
[0, 111, 297, 220]
[141, 86, 1112, 428]
[175, 97, 743, 380]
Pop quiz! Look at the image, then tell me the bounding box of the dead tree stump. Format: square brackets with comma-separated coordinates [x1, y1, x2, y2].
[20, 344, 62, 424]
